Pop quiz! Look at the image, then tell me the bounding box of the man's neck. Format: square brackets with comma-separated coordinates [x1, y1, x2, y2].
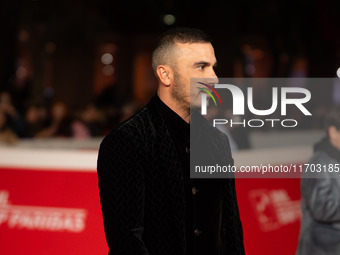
[157, 91, 190, 123]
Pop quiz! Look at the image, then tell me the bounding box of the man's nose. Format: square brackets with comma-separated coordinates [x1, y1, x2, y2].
[206, 69, 219, 85]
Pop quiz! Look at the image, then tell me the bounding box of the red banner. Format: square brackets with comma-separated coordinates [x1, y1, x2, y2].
[237, 178, 301, 255]
[0, 160, 302, 255]
[0, 167, 108, 255]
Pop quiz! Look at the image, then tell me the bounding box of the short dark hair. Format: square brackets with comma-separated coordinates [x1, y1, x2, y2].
[152, 27, 212, 75]
[325, 106, 340, 132]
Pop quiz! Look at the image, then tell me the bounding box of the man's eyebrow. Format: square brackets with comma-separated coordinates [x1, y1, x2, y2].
[194, 61, 218, 67]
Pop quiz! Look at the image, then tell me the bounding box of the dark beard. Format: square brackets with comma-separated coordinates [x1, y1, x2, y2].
[171, 71, 186, 104]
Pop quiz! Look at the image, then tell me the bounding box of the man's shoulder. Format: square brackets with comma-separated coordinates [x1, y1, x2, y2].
[193, 110, 227, 134]
[100, 98, 161, 148]
[116, 107, 150, 134]
[203, 117, 230, 143]
[301, 150, 339, 180]
[102, 108, 149, 145]
[308, 150, 337, 165]
[192, 111, 231, 146]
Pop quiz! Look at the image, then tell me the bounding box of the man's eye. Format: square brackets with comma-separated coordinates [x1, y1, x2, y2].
[199, 65, 205, 69]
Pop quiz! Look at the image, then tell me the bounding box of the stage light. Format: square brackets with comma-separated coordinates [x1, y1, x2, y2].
[101, 53, 113, 65]
[163, 14, 176, 25]
[337, 67, 340, 78]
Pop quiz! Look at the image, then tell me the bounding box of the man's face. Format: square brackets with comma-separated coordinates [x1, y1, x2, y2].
[331, 127, 340, 151]
[170, 42, 218, 110]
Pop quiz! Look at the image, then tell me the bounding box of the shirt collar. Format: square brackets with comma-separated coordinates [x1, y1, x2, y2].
[154, 94, 190, 138]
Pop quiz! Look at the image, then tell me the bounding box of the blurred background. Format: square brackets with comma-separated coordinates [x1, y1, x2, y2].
[0, 0, 340, 145]
[0, 0, 340, 254]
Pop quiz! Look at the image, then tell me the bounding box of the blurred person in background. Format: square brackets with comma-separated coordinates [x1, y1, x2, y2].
[0, 91, 24, 136]
[36, 101, 72, 138]
[0, 109, 18, 145]
[80, 104, 105, 136]
[71, 103, 105, 139]
[96, 83, 125, 133]
[297, 107, 340, 255]
[23, 103, 48, 138]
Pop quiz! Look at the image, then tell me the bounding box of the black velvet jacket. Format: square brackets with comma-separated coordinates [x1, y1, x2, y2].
[97, 96, 245, 255]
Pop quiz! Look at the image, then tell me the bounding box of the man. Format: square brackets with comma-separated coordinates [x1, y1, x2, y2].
[297, 107, 340, 255]
[97, 27, 245, 255]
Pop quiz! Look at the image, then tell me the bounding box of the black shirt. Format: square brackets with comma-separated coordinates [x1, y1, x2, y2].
[155, 96, 194, 253]
[155, 95, 230, 255]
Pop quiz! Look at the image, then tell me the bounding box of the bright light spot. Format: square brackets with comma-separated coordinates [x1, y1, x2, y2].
[101, 53, 113, 65]
[102, 65, 114, 76]
[163, 14, 176, 25]
[337, 67, 340, 78]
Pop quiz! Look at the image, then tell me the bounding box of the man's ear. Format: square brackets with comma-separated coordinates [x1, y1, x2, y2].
[156, 65, 172, 86]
